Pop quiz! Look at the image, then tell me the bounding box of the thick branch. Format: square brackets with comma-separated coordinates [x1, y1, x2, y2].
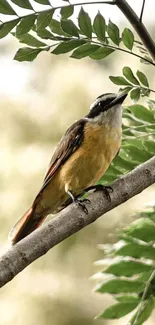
[0, 156, 155, 288]
[115, 0, 155, 61]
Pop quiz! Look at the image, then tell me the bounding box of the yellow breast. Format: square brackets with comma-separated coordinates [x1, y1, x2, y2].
[60, 121, 122, 191]
[35, 121, 122, 215]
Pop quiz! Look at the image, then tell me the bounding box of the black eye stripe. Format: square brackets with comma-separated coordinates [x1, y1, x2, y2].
[87, 96, 116, 119]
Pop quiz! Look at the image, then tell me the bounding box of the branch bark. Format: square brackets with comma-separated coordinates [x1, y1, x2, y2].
[1, 156, 155, 288]
[115, 0, 155, 61]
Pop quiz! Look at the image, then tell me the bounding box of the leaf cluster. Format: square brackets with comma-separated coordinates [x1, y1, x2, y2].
[110, 66, 151, 102]
[100, 101, 155, 185]
[94, 212, 155, 324]
[0, 2, 153, 64]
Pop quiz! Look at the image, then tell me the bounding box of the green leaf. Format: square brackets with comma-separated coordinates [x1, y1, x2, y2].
[11, 0, 33, 10]
[61, 19, 79, 37]
[122, 28, 134, 50]
[36, 28, 55, 40]
[129, 296, 154, 325]
[14, 47, 44, 62]
[97, 302, 138, 319]
[71, 43, 100, 59]
[50, 19, 65, 36]
[116, 242, 155, 260]
[60, 5, 74, 19]
[16, 15, 36, 37]
[52, 39, 86, 54]
[36, 10, 54, 30]
[123, 67, 140, 85]
[33, 0, 50, 4]
[104, 164, 122, 178]
[100, 175, 117, 184]
[129, 105, 154, 123]
[110, 76, 132, 86]
[123, 144, 152, 162]
[104, 260, 153, 277]
[0, 19, 19, 39]
[122, 218, 155, 243]
[90, 47, 114, 60]
[122, 139, 145, 151]
[137, 70, 149, 87]
[130, 88, 140, 101]
[116, 296, 140, 303]
[138, 270, 154, 282]
[112, 155, 138, 172]
[78, 7, 92, 38]
[15, 33, 46, 47]
[107, 20, 120, 45]
[93, 11, 106, 41]
[100, 174, 117, 184]
[0, 0, 16, 15]
[96, 278, 145, 294]
[120, 86, 132, 94]
[144, 141, 155, 154]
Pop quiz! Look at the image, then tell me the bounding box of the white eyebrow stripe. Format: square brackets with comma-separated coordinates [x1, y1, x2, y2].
[90, 94, 115, 111]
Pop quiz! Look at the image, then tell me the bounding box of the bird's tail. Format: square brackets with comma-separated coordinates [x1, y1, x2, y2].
[9, 207, 46, 245]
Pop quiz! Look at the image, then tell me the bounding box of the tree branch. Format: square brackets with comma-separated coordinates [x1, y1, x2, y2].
[115, 0, 155, 61]
[0, 156, 155, 288]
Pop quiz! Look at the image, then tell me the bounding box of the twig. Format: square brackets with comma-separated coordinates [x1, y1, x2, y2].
[115, 0, 155, 61]
[0, 156, 155, 288]
[49, 36, 155, 66]
[92, 40, 155, 66]
[140, 0, 146, 23]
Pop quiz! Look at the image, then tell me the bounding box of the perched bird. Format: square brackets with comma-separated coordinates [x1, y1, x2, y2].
[9, 92, 127, 245]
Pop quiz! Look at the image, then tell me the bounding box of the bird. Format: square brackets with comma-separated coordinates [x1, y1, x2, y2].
[9, 91, 127, 245]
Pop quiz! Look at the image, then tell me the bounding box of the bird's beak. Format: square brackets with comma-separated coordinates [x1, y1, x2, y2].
[111, 92, 128, 106]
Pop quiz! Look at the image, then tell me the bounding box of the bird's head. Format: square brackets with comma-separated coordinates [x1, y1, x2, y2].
[86, 92, 127, 124]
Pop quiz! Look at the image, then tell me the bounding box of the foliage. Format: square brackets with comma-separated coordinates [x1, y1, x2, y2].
[100, 100, 155, 185]
[110, 67, 151, 102]
[94, 209, 155, 324]
[0, 1, 153, 67]
[0, 2, 155, 325]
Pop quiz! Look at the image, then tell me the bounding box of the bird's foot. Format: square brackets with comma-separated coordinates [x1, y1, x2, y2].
[84, 184, 113, 202]
[74, 198, 89, 214]
[67, 190, 90, 214]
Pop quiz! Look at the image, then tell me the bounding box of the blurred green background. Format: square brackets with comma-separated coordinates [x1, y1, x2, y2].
[0, 1, 155, 324]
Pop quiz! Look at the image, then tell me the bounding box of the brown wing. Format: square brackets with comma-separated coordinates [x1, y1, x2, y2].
[38, 119, 86, 194]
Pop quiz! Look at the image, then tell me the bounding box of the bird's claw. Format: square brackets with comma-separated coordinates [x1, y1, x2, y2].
[74, 198, 89, 214]
[82, 198, 91, 204]
[67, 190, 90, 214]
[101, 185, 113, 202]
[84, 184, 113, 202]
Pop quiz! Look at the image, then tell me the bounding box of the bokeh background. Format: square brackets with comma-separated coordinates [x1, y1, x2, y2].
[0, 1, 155, 324]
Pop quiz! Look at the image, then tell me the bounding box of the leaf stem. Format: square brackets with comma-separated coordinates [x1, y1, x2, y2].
[142, 87, 155, 94]
[123, 123, 155, 133]
[123, 132, 155, 140]
[131, 270, 155, 325]
[91, 40, 155, 66]
[48, 36, 155, 66]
